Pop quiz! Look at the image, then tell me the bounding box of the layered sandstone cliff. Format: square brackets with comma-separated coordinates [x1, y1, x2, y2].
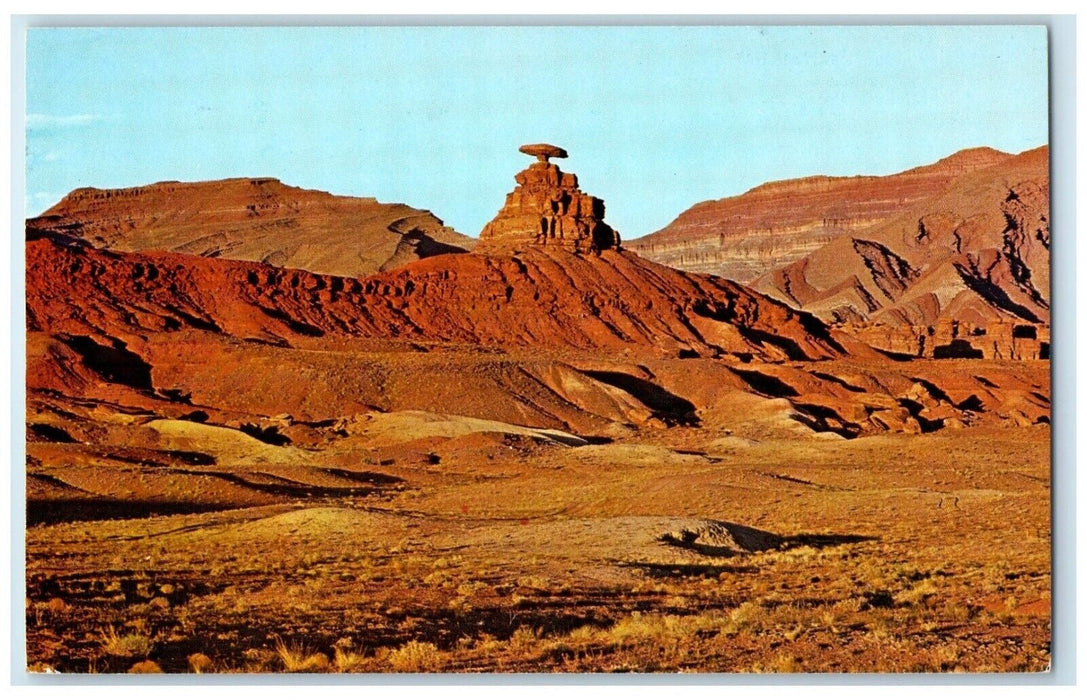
[27, 177, 475, 278]
[629, 148, 1013, 282]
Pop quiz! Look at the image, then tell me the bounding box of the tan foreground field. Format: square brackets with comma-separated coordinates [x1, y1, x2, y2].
[26, 390, 1050, 673]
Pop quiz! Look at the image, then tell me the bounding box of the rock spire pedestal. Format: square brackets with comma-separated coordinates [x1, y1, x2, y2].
[477, 144, 619, 254]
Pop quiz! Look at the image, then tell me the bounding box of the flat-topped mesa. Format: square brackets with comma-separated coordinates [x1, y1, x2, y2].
[478, 144, 620, 254]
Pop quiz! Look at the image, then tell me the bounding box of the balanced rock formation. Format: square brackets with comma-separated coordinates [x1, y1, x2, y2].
[27, 177, 475, 278]
[477, 144, 619, 253]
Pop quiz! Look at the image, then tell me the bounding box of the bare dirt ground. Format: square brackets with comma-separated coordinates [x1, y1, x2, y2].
[25, 357, 1050, 673]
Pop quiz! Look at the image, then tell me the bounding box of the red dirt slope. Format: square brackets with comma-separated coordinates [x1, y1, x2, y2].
[26, 234, 858, 364]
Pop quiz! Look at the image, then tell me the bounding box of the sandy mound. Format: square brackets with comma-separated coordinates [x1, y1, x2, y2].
[144, 419, 313, 466]
[343, 410, 588, 448]
[659, 520, 783, 555]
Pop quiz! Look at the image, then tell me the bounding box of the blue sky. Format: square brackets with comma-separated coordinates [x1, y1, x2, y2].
[25, 25, 1048, 238]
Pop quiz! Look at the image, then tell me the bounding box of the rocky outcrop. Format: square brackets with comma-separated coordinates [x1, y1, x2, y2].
[27, 177, 475, 278]
[629, 147, 1013, 282]
[477, 144, 619, 253]
[846, 320, 1050, 361]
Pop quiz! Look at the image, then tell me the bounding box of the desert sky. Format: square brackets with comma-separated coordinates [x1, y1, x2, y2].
[25, 25, 1048, 236]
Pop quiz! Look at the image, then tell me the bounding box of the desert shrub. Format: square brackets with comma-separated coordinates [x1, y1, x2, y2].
[507, 625, 540, 651]
[187, 652, 214, 673]
[608, 612, 683, 643]
[516, 576, 549, 591]
[897, 578, 938, 606]
[100, 625, 153, 658]
[563, 625, 599, 644]
[445, 595, 472, 613]
[768, 653, 802, 673]
[472, 633, 502, 653]
[128, 660, 163, 674]
[333, 646, 367, 673]
[601, 610, 732, 646]
[386, 640, 444, 672]
[330, 638, 366, 673]
[725, 601, 761, 633]
[865, 616, 894, 641]
[45, 597, 71, 615]
[456, 581, 488, 596]
[422, 570, 449, 586]
[831, 596, 865, 614]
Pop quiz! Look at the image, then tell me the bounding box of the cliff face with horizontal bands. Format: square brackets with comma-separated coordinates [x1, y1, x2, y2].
[747, 147, 1050, 359]
[628, 148, 1013, 283]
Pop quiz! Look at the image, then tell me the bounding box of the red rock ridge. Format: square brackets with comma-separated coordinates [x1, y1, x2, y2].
[26, 234, 860, 365]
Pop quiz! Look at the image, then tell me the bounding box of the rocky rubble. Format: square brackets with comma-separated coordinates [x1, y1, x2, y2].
[845, 319, 1050, 361]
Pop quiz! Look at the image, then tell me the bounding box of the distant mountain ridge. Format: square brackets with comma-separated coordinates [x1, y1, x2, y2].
[748, 147, 1049, 325]
[628, 146, 1049, 359]
[628, 147, 1014, 283]
[27, 177, 476, 278]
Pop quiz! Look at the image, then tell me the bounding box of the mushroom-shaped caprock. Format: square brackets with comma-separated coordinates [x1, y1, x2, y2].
[519, 143, 569, 163]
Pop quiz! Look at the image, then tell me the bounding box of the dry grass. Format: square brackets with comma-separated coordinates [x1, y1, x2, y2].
[274, 637, 331, 673]
[385, 641, 445, 672]
[332, 645, 367, 673]
[25, 404, 1051, 673]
